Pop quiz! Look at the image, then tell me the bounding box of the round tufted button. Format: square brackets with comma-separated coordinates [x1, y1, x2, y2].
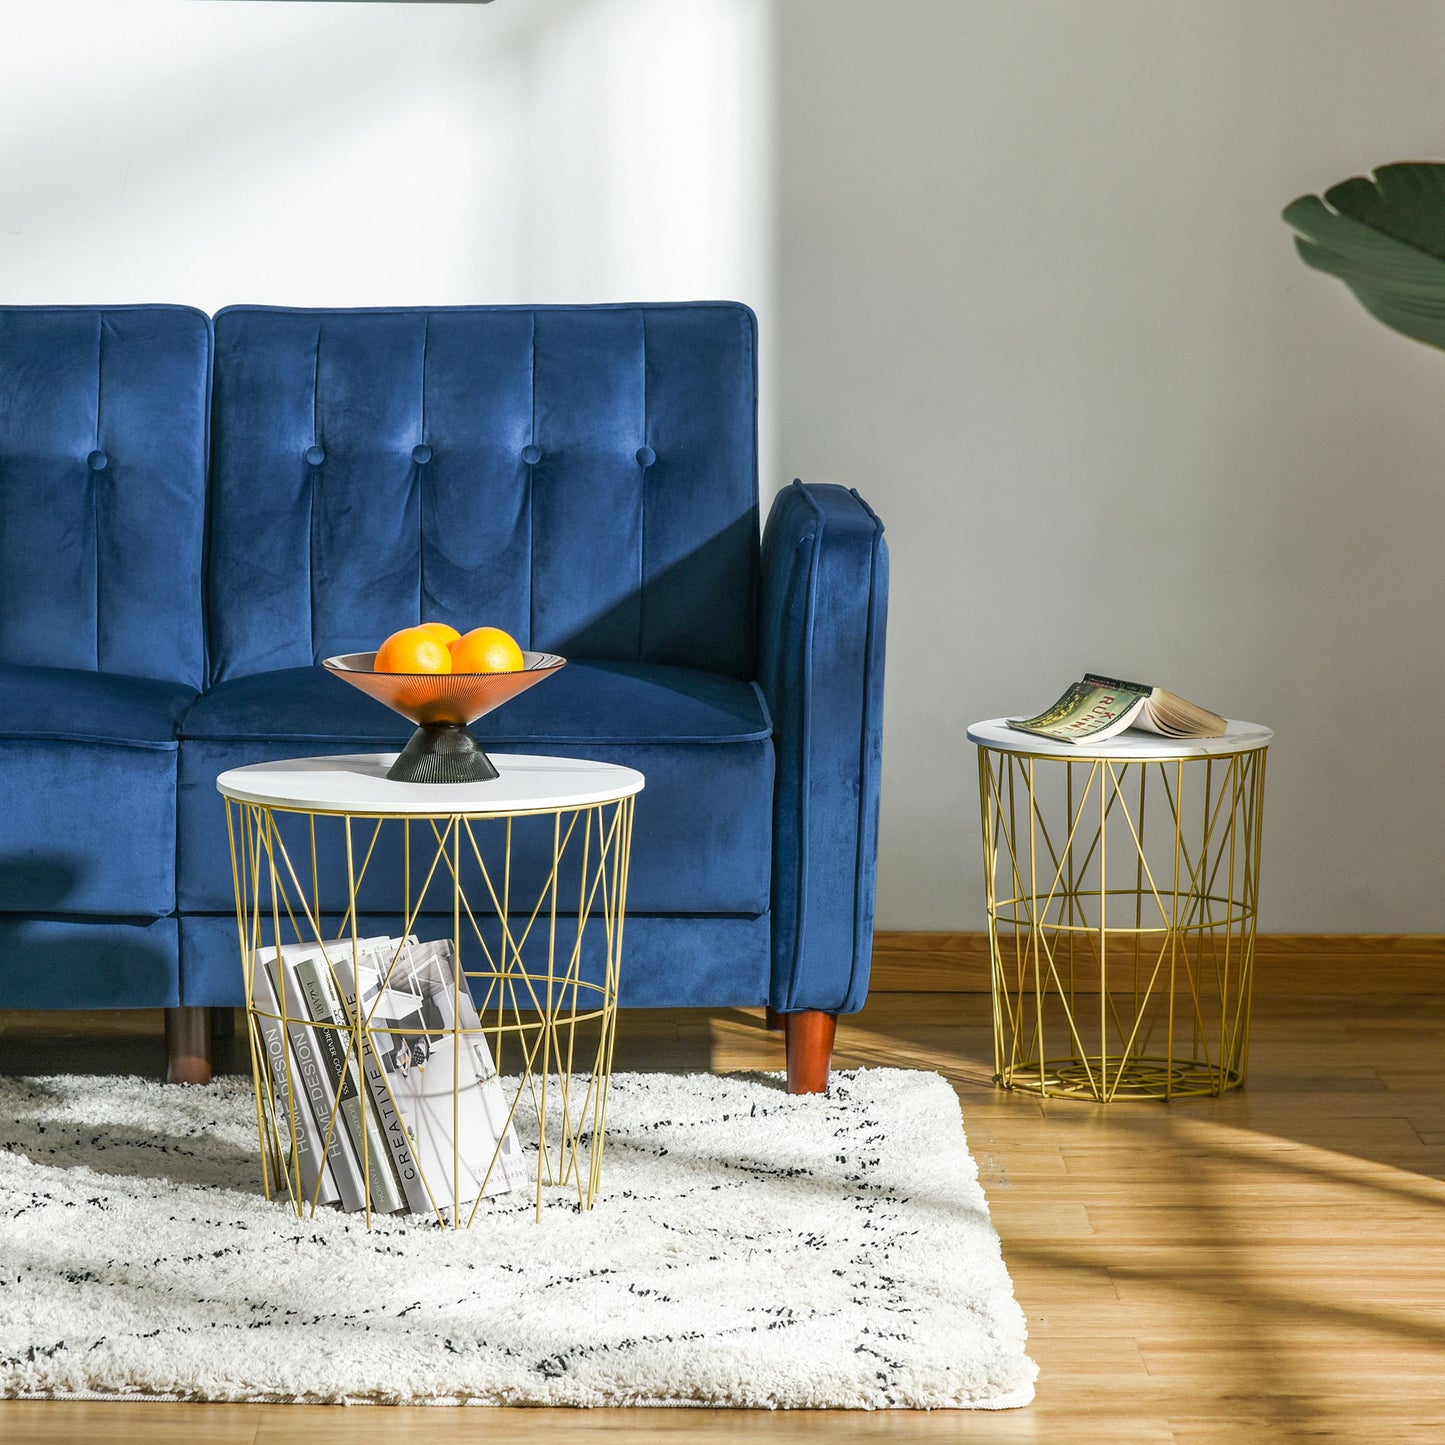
[304, 445, 325, 466]
[636, 445, 656, 468]
[86, 450, 109, 472]
[521, 444, 542, 466]
[411, 443, 432, 465]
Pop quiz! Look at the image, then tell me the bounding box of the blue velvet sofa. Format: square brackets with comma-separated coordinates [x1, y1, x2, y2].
[0, 302, 887, 1090]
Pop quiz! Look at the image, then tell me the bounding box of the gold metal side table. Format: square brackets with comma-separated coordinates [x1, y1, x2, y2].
[969, 718, 1271, 1101]
[217, 752, 643, 1224]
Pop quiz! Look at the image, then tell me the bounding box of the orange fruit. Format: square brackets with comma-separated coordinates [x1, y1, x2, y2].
[415, 621, 461, 646]
[449, 626, 525, 674]
[373, 626, 453, 674]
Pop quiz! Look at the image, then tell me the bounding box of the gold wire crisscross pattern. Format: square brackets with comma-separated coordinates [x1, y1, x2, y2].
[225, 792, 635, 1225]
[976, 743, 1267, 1101]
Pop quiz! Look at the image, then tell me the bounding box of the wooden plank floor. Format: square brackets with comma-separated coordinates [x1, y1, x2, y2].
[2, 990, 1444, 1443]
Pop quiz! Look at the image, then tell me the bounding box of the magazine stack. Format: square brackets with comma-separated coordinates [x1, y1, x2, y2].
[250, 934, 529, 1219]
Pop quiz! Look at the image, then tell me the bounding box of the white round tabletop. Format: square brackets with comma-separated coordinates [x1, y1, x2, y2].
[216, 752, 645, 817]
[967, 718, 1272, 761]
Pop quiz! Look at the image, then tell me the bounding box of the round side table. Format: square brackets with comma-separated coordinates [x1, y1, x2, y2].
[968, 719, 1271, 1102]
[217, 752, 644, 1224]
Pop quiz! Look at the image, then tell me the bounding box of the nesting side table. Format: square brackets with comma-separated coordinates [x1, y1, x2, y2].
[218, 752, 643, 1224]
[969, 719, 1271, 1101]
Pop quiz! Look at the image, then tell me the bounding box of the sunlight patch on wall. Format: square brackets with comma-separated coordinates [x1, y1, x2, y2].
[0, 0, 770, 322]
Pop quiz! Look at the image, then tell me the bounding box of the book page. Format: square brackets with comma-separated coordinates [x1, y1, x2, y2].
[1139, 688, 1228, 738]
[384, 940, 526, 1206]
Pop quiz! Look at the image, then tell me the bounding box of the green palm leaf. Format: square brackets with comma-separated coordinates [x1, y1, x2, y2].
[1283, 162, 1445, 352]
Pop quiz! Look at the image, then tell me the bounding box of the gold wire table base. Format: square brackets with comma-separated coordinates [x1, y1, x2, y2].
[224, 784, 636, 1225]
[976, 739, 1267, 1103]
[1007, 1055, 1243, 1101]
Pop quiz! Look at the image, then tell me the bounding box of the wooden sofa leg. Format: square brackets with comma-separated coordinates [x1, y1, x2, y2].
[765, 1006, 785, 1032]
[783, 1010, 837, 1095]
[166, 1006, 212, 1085]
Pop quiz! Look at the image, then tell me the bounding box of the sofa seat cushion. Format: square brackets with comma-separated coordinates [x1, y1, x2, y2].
[179, 659, 770, 746]
[0, 916, 179, 1009]
[0, 665, 195, 917]
[176, 661, 774, 916]
[0, 663, 196, 745]
[180, 912, 770, 1012]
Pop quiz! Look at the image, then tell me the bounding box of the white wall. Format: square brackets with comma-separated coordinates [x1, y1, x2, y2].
[4, 0, 1445, 934]
[0, 0, 768, 309]
[777, 0, 1445, 932]
[0, 0, 773, 462]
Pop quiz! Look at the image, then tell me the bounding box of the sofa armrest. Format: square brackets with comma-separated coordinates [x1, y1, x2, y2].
[758, 481, 888, 1015]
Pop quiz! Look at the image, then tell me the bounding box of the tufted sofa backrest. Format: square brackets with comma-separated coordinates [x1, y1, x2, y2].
[207, 304, 760, 683]
[0, 305, 211, 688]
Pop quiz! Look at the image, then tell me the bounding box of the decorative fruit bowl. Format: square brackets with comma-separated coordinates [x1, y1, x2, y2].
[323, 651, 566, 783]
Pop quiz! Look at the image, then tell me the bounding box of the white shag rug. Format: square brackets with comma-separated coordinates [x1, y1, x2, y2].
[0, 1068, 1036, 1410]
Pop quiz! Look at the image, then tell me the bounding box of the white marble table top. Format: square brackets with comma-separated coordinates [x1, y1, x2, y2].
[217, 752, 645, 817]
[967, 718, 1273, 761]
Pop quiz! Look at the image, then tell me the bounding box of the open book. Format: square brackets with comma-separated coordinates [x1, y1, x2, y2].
[1008, 673, 1227, 744]
[337, 938, 528, 1217]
